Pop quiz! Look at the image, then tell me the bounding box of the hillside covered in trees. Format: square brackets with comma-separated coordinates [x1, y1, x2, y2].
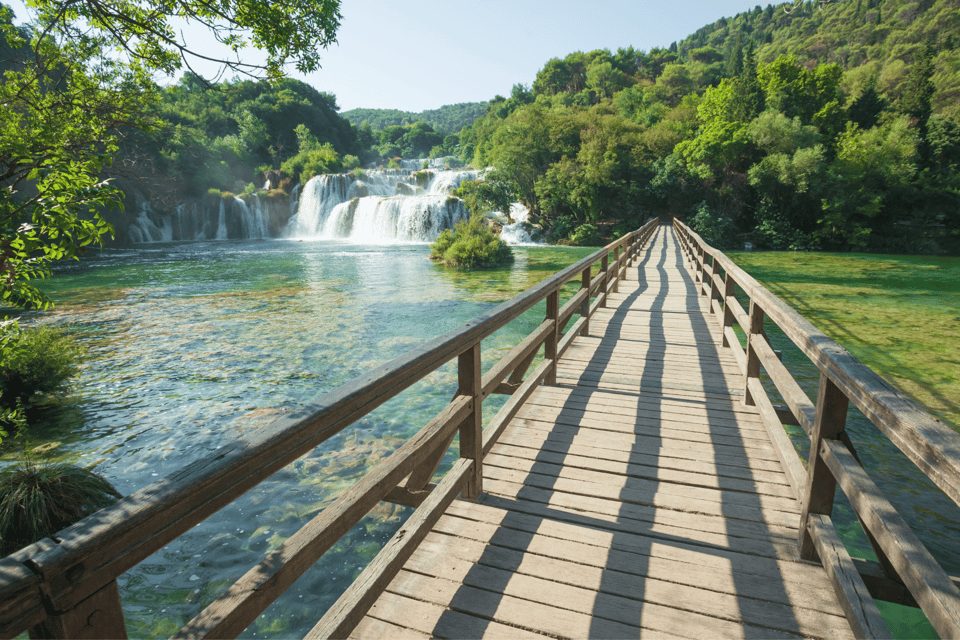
[341, 102, 489, 133]
[450, 0, 960, 254]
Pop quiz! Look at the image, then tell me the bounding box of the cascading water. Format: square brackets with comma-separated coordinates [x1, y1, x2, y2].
[124, 158, 529, 245]
[285, 166, 480, 242]
[498, 204, 541, 245]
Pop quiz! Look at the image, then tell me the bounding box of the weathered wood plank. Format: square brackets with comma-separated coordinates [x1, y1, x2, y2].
[807, 514, 892, 639]
[494, 429, 791, 485]
[403, 540, 826, 640]
[482, 464, 799, 528]
[305, 458, 472, 639]
[747, 377, 807, 501]
[0, 556, 46, 638]
[384, 569, 670, 640]
[421, 519, 837, 615]
[486, 442, 795, 497]
[359, 591, 548, 639]
[447, 493, 799, 558]
[821, 439, 960, 639]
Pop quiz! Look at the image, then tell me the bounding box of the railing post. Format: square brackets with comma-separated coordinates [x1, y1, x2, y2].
[709, 254, 721, 320]
[721, 273, 736, 348]
[612, 246, 621, 294]
[798, 372, 849, 560]
[31, 579, 128, 639]
[694, 245, 704, 289]
[580, 266, 591, 336]
[599, 253, 609, 308]
[545, 289, 559, 386]
[743, 300, 765, 406]
[458, 343, 482, 499]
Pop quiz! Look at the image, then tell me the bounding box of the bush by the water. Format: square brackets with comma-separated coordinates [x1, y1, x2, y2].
[430, 214, 514, 268]
[688, 202, 741, 251]
[568, 224, 602, 246]
[0, 461, 121, 556]
[0, 322, 85, 437]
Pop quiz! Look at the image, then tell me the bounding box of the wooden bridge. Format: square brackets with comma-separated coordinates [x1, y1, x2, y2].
[2, 219, 960, 639]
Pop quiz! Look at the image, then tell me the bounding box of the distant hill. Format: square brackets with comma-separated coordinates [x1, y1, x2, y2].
[341, 102, 489, 133]
[677, 0, 960, 117]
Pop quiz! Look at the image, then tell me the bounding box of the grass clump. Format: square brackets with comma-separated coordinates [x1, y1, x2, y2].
[0, 460, 121, 556]
[430, 214, 514, 268]
[1, 322, 85, 437]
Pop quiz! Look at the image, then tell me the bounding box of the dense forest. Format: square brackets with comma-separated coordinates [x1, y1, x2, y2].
[19, 0, 957, 254]
[341, 102, 489, 133]
[450, 0, 960, 253]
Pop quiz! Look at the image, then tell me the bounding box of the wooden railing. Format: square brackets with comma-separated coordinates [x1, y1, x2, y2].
[674, 218, 960, 640]
[0, 218, 660, 640]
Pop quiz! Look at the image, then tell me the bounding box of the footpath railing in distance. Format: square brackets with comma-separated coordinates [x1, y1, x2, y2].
[673, 218, 960, 640]
[0, 218, 660, 640]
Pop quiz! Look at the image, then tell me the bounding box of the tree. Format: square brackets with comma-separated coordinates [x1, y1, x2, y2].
[0, 0, 343, 309]
[728, 43, 764, 123]
[900, 39, 936, 167]
[23, 0, 342, 81]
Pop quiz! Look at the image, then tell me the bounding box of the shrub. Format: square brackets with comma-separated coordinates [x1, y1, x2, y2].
[688, 202, 740, 250]
[548, 215, 576, 242]
[430, 215, 514, 268]
[0, 461, 121, 556]
[1, 323, 85, 421]
[568, 224, 602, 246]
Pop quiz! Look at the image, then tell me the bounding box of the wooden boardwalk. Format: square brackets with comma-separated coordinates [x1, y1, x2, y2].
[351, 225, 856, 639]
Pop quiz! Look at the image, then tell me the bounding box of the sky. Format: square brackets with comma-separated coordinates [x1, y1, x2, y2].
[6, 0, 776, 113]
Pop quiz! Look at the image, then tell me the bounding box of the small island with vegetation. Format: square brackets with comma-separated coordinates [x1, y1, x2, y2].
[429, 213, 514, 268]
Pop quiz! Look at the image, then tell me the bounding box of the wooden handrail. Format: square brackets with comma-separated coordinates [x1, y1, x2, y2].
[0, 218, 660, 639]
[673, 218, 960, 640]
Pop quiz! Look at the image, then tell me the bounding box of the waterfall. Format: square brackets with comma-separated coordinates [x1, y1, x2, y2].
[425, 170, 479, 194]
[215, 199, 228, 240]
[126, 197, 172, 243]
[286, 167, 473, 242]
[234, 196, 268, 239]
[322, 195, 467, 242]
[499, 203, 541, 245]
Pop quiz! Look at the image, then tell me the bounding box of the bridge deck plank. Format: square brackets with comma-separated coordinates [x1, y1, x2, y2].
[351, 225, 856, 639]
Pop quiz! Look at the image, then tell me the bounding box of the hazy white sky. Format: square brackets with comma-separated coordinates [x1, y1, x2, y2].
[7, 0, 773, 112]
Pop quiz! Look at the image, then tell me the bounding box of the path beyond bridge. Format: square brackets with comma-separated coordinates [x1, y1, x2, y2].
[3, 220, 959, 640]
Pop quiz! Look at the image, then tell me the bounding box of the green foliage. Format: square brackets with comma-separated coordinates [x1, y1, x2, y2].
[0, 17, 144, 309]
[688, 202, 741, 250]
[453, 174, 515, 218]
[281, 142, 343, 184]
[429, 215, 514, 268]
[0, 322, 85, 423]
[0, 461, 121, 556]
[341, 102, 489, 134]
[25, 0, 342, 81]
[567, 224, 602, 246]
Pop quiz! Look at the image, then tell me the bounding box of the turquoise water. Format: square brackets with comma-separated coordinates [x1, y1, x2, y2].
[9, 239, 593, 637]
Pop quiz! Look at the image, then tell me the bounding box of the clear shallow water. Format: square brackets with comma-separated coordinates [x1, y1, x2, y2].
[10, 239, 593, 637]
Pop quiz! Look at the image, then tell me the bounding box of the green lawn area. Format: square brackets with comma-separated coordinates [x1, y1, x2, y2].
[727, 251, 960, 433]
